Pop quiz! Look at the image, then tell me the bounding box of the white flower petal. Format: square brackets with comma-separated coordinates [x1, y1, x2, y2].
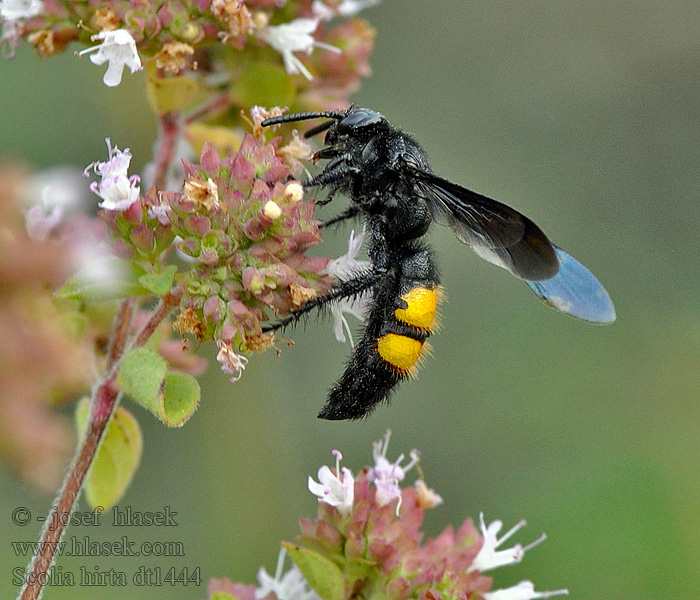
[0, 0, 43, 21]
[312, 0, 380, 20]
[24, 203, 62, 242]
[308, 451, 354, 515]
[368, 431, 419, 513]
[256, 548, 322, 600]
[484, 581, 569, 600]
[470, 513, 547, 573]
[216, 341, 249, 382]
[327, 229, 372, 344]
[258, 17, 339, 80]
[85, 139, 141, 212]
[79, 29, 142, 87]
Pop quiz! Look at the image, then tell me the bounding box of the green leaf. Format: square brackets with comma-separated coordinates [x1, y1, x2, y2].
[118, 347, 168, 413]
[161, 371, 200, 427]
[146, 62, 200, 115]
[283, 543, 344, 600]
[119, 349, 199, 427]
[138, 264, 178, 296]
[233, 62, 295, 108]
[210, 594, 236, 600]
[75, 399, 143, 510]
[56, 257, 150, 302]
[344, 556, 376, 581]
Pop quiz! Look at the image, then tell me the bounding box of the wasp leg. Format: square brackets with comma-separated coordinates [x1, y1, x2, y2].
[262, 268, 381, 333]
[320, 206, 360, 228]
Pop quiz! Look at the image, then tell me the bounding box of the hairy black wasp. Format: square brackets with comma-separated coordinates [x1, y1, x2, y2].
[261, 107, 615, 420]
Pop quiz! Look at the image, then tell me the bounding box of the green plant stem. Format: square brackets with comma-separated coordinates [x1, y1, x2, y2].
[17, 291, 182, 600]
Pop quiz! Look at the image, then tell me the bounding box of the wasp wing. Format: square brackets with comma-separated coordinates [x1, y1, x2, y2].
[526, 246, 616, 323]
[412, 169, 558, 281]
[410, 168, 615, 323]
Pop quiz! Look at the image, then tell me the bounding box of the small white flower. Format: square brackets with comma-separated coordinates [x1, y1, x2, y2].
[308, 449, 354, 515]
[0, 0, 43, 21]
[84, 139, 141, 211]
[72, 237, 125, 290]
[326, 229, 372, 346]
[469, 513, 547, 573]
[78, 29, 143, 87]
[147, 203, 172, 225]
[484, 581, 569, 600]
[23, 166, 87, 241]
[256, 548, 321, 600]
[368, 430, 419, 512]
[258, 17, 340, 80]
[250, 105, 284, 130]
[312, 0, 379, 20]
[216, 341, 249, 382]
[0, 0, 43, 52]
[1, 19, 20, 53]
[24, 203, 62, 242]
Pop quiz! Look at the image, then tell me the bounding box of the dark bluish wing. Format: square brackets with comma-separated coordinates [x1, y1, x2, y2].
[526, 246, 616, 324]
[411, 168, 558, 281]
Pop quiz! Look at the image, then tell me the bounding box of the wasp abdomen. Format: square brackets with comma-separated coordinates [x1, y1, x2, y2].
[319, 246, 440, 420]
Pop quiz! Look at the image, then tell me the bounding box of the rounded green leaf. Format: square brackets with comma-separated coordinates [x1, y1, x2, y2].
[283, 543, 344, 600]
[75, 399, 143, 510]
[119, 348, 199, 427]
[118, 347, 168, 415]
[233, 62, 295, 108]
[161, 371, 200, 427]
[146, 70, 200, 115]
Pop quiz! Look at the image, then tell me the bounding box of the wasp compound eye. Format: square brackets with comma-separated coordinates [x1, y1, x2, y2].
[336, 108, 384, 133]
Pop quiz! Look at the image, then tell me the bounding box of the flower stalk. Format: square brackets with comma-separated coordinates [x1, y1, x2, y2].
[17, 290, 181, 600]
[153, 112, 181, 192]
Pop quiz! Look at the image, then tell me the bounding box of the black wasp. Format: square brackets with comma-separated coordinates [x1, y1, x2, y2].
[261, 107, 615, 421]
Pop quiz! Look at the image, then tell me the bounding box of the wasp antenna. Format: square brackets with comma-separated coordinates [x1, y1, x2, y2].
[261, 111, 344, 127]
[304, 119, 336, 138]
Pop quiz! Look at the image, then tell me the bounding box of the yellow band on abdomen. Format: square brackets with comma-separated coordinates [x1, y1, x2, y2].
[394, 286, 438, 330]
[377, 333, 424, 372]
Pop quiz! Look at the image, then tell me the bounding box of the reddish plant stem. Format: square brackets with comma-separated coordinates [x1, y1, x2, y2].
[18, 291, 181, 600]
[133, 288, 183, 348]
[17, 374, 119, 600]
[106, 298, 136, 370]
[153, 112, 181, 191]
[185, 93, 232, 124]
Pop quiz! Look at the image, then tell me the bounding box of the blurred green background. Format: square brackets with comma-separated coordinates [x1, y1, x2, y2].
[2, 2, 700, 599]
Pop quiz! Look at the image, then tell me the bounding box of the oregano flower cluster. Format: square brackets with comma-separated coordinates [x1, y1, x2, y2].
[95, 134, 333, 356]
[2, 0, 376, 115]
[206, 432, 570, 600]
